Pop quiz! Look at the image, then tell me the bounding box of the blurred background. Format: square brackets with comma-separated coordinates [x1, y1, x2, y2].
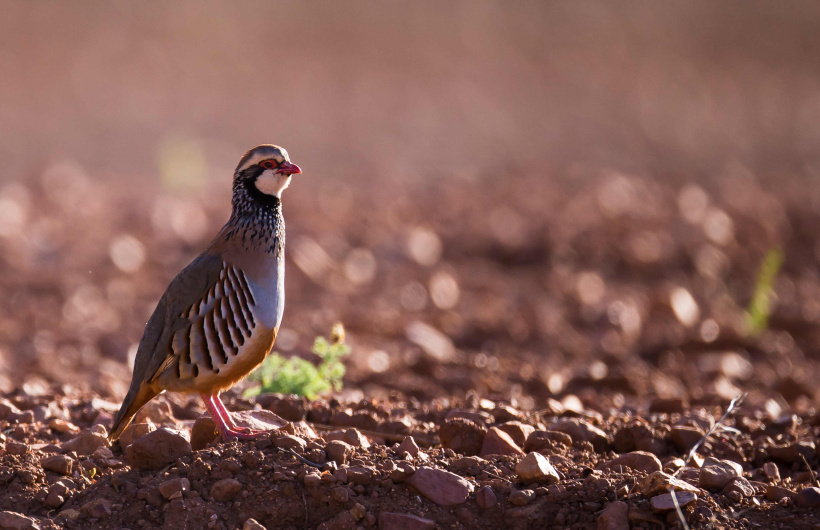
[3, 1, 820, 415]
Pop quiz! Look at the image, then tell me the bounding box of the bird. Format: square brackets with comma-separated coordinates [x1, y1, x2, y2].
[108, 144, 302, 442]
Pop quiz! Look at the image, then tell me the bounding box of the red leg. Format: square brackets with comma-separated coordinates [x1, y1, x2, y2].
[200, 393, 259, 440]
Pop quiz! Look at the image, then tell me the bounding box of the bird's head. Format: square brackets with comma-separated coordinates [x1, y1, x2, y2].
[234, 144, 302, 201]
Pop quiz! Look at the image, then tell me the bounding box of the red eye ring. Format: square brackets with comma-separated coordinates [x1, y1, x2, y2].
[260, 160, 277, 170]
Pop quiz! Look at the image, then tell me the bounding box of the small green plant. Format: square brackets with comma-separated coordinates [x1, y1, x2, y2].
[745, 247, 783, 335]
[245, 323, 350, 399]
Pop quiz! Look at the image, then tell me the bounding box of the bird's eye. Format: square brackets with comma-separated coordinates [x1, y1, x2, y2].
[260, 160, 277, 170]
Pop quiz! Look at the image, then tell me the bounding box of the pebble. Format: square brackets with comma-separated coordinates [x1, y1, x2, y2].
[669, 426, 704, 453]
[389, 462, 416, 483]
[0, 511, 38, 530]
[650, 491, 697, 512]
[326, 440, 355, 465]
[40, 454, 73, 476]
[210, 478, 242, 502]
[243, 518, 267, 530]
[509, 489, 535, 506]
[125, 428, 191, 470]
[81, 498, 111, 518]
[48, 419, 80, 434]
[597, 501, 629, 530]
[349, 503, 366, 521]
[599, 451, 662, 474]
[496, 421, 535, 448]
[515, 452, 560, 485]
[274, 434, 307, 452]
[722, 477, 754, 501]
[346, 466, 375, 486]
[303, 473, 321, 488]
[698, 457, 743, 490]
[61, 432, 109, 456]
[397, 436, 420, 457]
[795, 486, 820, 508]
[0, 399, 22, 420]
[377, 512, 435, 530]
[475, 486, 497, 508]
[406, 467, 474, 506]
[190, 416, 219, 451]
[118, 422, 156, 449]
[768, 441, 816, 463]
[762, 462, 780, 481]
[445, 409, 494, 425]
[637, 471, 701, 496]
[439, 418, 486, 456]
[342, 428, 370, 450]
[523, 430, 572, 453]
[158, 477, 190, 500]
[766, 485, 796, 502]
[480, 427, 524, 457]
[549, 419, 608, 452]
[6, 442, 28, 455]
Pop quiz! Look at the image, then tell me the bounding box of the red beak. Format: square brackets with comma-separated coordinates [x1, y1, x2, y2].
[277, 162, 302, 175]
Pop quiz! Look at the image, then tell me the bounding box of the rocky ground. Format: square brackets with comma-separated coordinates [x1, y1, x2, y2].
[4, 157, 820, 530]
[0, 388, 820, 529]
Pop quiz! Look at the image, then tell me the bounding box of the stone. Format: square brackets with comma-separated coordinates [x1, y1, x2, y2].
[274, 435, 307, 452]
[795, 487, 820, 508]
[0, 511, 37, 530]
[40, 454, 73, 476]
[599, 451, 662, 474]
[243, 519, 267, 530]
[475, 486, 497, 508]
[439, 418, 486, 456]
[762, 462, 780, 481]
[326, 440, 355, 466]
[549, 419, 608, 452]
[230, 410, 287, 432]
[509, 489, 535, 506]
[523, 430, 573, 453]
[125, 428, 191, 470]
[515, 452, 560, 485]
[133, 399, 175, 424]
[61, 432, 109, 456]
[766, 485, 797, 502]
[648, 397, 686, 414]
[768, 441, 816, 463]
[303, 473, 321, 488]
[6, 442, 28, 455]
[210, 478, 242, 502]
[342, 428, 370, 450]
[48, 419, 80, 434]
[389, 462, 416, 483]
[669, 426, 704, 453]
[349, 503, 366, 521]
[190, 416, 219, 451]
[598, 501, 629, 530]
[480, 427, 524, 457]
[722, 477, 754, 500]
[158, 477, 190, 500]
[118, 422, 156, 449]
[445, 409, 494, 425]
[698, 457, 743, 490]
[496, 421, 535, 448]
[397, 436, 419, 457]
[637, 471, 701, 496]
[81, 498, 111, 518]
[650, 491, 697, 512]
[347, 466, 375, 486]
[45, 492, 64, 508]
[405, 467, 474, 506]
[449, 456, 486, 473]
[378, 512, 435, 530]
[279, 421, 317, 440]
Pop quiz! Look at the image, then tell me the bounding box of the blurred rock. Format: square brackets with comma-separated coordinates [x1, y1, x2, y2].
[158, 477, 190, 500]
[598, 501, 629, 530]
[669, 426, 704, 453]
[765, 485, 796, 502]
[509, 489, 535, 506]
[439, 418, 486, 456]
[210, 478, 242, 502]
[118, 422, 156, 449]
[638, 471, 701, 496]
[497, 421, 535, 447]
[795, 487, 820, 508]
[397, 436, 419, 457]
[190, 416, 219, 451]
[475, 486, 497, 509]
[406, 467, 474, 506]
[480, 427, 524, 457]
[40, 454, 73, 476]
[326, 440, 355, 466]
[524, 430, 572, 453]
[81, 498, 111, 518]
[549, 419, 608, 452]
[0, 511, 38, 530]
[125, 428, 191, 470]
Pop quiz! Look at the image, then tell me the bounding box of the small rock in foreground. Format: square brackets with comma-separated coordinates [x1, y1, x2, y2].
[125, 428, 191, 470]
[515, 452, 560, 485]
[405, 467, 474, 506]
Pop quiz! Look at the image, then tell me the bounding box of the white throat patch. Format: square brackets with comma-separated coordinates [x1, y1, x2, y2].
[254, 170, 292, 198]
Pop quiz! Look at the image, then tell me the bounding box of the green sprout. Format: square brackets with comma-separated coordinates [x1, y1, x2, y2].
[245, 323, 350, 399]
[745, 247, 783, 335]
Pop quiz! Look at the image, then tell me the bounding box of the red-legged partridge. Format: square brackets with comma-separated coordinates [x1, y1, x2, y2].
[109, 144, 301, 442]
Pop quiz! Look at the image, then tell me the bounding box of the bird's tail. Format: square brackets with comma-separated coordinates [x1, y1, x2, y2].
[108, 383, 158, 442]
